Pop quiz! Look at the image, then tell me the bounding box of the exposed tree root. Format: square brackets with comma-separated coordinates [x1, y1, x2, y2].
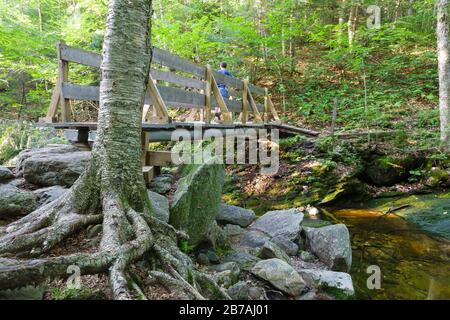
[0, 175, 229, 300]
[0, 0, 227, 299]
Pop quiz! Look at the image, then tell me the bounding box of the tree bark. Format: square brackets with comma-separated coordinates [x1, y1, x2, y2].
[0, 0, 228, 300]
[348, 5, 359, 47]
[437, 0, 450, 149]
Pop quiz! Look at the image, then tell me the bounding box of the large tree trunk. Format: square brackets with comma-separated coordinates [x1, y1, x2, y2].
[437, 0, 450, 149]
[0, 0, 228, 301]
[93, 0, 152, 214]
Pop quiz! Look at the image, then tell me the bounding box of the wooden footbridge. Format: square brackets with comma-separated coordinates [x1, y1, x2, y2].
[39, 41, 320, 181]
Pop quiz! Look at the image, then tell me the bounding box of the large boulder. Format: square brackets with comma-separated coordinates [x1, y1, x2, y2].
[249, 208, 304, 241]
[33, 185, 68, 207]
[216, 204, 256, 227]
[17, 145, 91, 187]
[304, 224, 352, 272]
[0, 166, 14, 182]
[147, 190, 170, 223]
[299, 269, 355, 298]
[169, 160, 225, 245]
[0, 184, 37, 217]
[251, 258, 306, 297]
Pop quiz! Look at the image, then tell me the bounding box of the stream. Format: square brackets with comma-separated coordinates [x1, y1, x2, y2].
[324, 197, 450, 300]
[233, 190, 450, 300]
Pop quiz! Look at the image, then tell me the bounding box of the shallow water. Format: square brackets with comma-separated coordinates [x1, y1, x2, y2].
[324, 205, 450, 300]
[228, 189, 450, 299]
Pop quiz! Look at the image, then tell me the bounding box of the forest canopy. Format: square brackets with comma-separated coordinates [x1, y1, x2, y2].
[0, 0, 441, 148]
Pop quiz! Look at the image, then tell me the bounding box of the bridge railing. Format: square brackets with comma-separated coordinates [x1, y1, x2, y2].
[40, 41, 281, 125]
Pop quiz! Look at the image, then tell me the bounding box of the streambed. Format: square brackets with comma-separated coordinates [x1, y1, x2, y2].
[323, 192, 450, 299]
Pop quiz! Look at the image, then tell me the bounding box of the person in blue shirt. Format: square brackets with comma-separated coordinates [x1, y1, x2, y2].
[215, 62, 233, 123]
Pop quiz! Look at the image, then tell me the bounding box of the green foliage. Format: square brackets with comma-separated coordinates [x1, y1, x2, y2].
[315, 136, 360, 166]
[0, 120, 68, 164]
[50, 286, 93, 300]
[178, 239, 196, 254]
[0, 0, 442, 150]
[408, 169, 423, 182]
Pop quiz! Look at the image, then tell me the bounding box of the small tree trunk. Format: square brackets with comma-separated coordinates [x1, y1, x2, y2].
[348, 5, 358, 47]
[338, 0, 346, 45]
[37, 0, 43, 33]
[437, 0, 450, 149]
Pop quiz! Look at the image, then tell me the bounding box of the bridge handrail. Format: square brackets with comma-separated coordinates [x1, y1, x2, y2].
[41, 41, 280, 125]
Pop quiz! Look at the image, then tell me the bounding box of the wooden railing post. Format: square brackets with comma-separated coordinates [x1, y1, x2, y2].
[58, 41, 71, 122]
[247, 87, 263, 124]
[240, 78, 249, 124]
[205, 65, 212, 124]
[264, 88, 270, 123]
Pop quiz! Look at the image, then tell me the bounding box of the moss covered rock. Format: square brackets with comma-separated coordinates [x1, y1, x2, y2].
[0, 184, 37, 218]
[0, 166, 14, 182]
[363, 154, 422, 187]
[169, 159, 225, 245]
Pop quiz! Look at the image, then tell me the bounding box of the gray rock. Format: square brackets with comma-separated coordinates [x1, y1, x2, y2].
[297, 290, 323, 300]
[213, 270, 239, 288]
[0, 285, 46, 300]
[169, 160, 225, 245]
[147, 190, 170, 223]
[206, 250, 220, 264]
[251, 258, 307, 297]
[223, 224, 244, 237]
[5, 177, 26, 188]
[33, 185, 67, 207]
[224, 252, 261, 270]
[17, 145, 91, 187]
[204, 221, 230, 249]
[148, 174, 173, 194]
[298, 250, 317, 262]
[197, 253, 210, 265]
[250, 208, 304, 241]
[271, 235, 299, 256]
[0, 166, 14, 182]
[304, 224, 352, 272]
[210, 262, 240, 275]
[216, 204, 256, 227]
[227, 281, 266, 300]
[0, 184, 37, 218]
[258, 241, 290, 262]
[299, 269, 355, 298]
[239, 230, 270, 249]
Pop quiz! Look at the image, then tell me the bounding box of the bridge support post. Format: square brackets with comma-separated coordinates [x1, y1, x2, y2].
[141, 131, 155, 184]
